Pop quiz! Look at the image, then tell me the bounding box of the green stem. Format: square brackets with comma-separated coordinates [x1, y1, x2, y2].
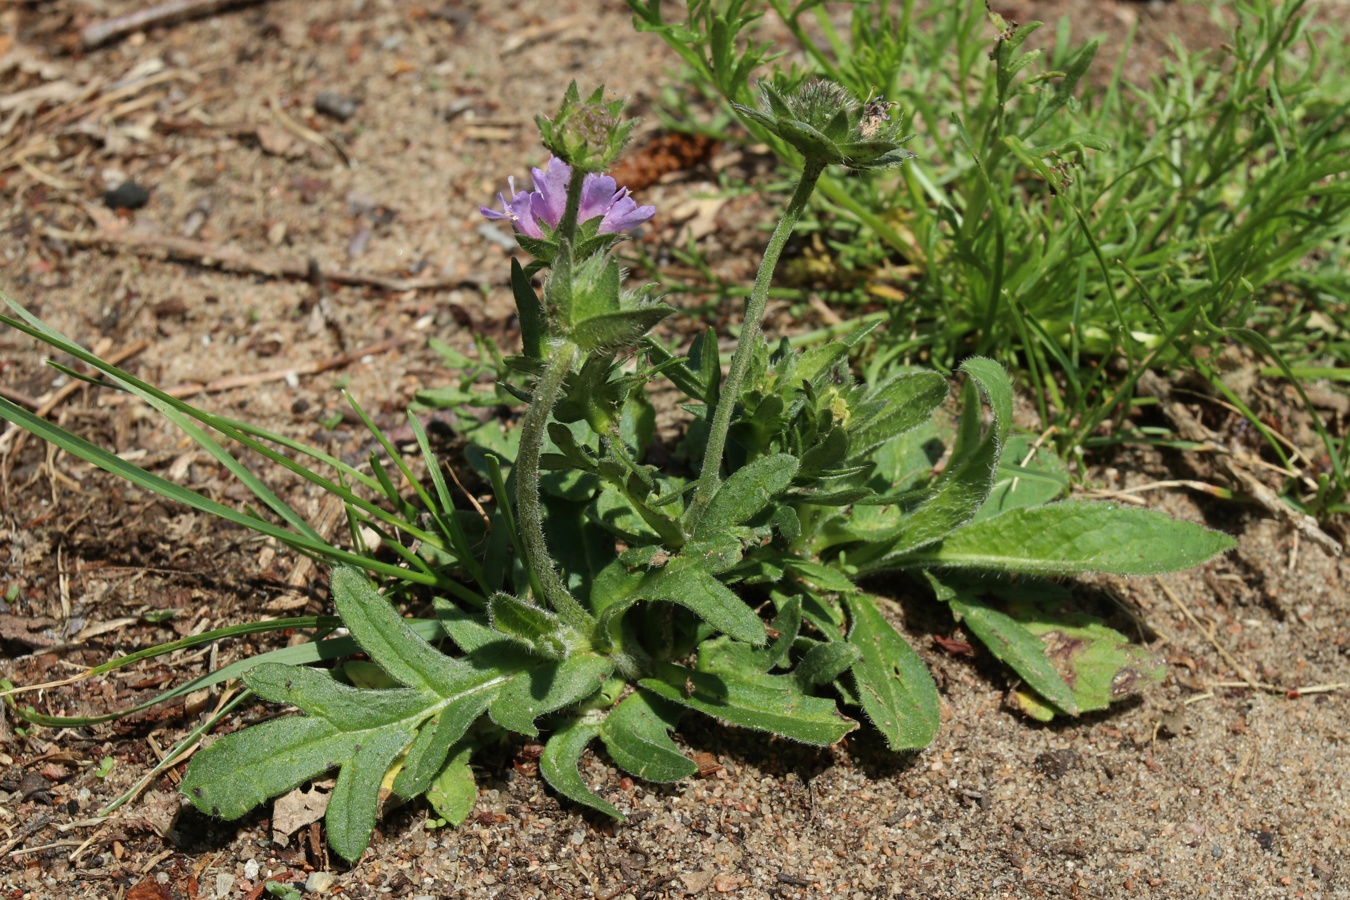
[515, 339, 593, 629]
[688, 161, 826, 523]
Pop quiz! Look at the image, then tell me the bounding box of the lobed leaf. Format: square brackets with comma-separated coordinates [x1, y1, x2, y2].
[599, 689, 698, 782]
[540, 718, 624, 819]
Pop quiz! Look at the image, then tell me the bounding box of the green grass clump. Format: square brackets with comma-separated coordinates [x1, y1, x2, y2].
[630, 0, 1350, 515]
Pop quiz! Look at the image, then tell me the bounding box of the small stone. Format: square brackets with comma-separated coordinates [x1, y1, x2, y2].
[243, 859, 260, 881]
[304, 871, 336, 894]
[315, 91, 360, 122]
[213, 873, 235, 900]
[105, 181, 150, 210]
[569, 829, 585, 846]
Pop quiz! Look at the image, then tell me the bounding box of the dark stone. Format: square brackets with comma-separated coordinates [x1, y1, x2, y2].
[315, 91, 360, 122]
[104, 181, 150, 209]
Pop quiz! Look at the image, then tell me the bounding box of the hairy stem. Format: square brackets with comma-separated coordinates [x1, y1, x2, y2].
[688, 161, 826, 524]
[515, 339, 593, 629]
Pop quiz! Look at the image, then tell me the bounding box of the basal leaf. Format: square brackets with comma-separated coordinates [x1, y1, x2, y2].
[488, 654, 615, 737]
[895, 502, 1237, 575]
[945, 588, 1078, 716]
[183, 567, 512, 861]
[696, 596, 802, 682]
[599, 689, 697, 783]
[697, 453, 800, 534]
[597, 560, 765, 647]
[844, 594, 940, 750]
[426, 740, 479, 827]
[331, 567, 464, 695]
[849, 371, 949, 458]
[641, 661, 856, 747]
[540, 718, 623, 819]
[326, 725, 416, 862]
[1003, 595, 1165, 720]
[974, 434, 1069, 520]
[793, 641, 862, 689]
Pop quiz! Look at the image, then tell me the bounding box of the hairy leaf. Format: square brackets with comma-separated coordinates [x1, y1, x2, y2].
[895, 502, 1237, 575]
[181, 567, 509, 861]
[945, 588, 1078, 716]
[426, 740, 479, 827]
[845, 594, 940, 750]
[697, 453, 800, 534]
[488, 654, 614, 737]
[596, 559, 766, 647]
[642, 661, 856, 747]
[850, 371, 949, 457]
[540, 717, 623, 819]
[599, 689, 697, 782]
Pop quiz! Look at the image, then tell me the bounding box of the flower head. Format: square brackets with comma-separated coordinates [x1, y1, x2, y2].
[734, 78, 916, 171]
[536, 81, 637, 174]
[480, 157, 655, 239]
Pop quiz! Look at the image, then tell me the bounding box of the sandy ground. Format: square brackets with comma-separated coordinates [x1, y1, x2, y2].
[1, 1, 1346, 898]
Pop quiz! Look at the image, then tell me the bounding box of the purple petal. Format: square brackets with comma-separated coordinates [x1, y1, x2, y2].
[578, 173, 619, 223]
[530, 158, 572, 229]
[599, 193, 656, 234]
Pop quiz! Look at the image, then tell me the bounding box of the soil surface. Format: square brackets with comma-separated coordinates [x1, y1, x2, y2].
[1, 2, 1347, 899]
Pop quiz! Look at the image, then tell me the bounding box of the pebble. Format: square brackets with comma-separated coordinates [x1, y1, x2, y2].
[314, 91, 360, 122]
[305, 871, 336, 893]
[105, 181, 150, 209]
[243, 859, 260, 881]
[214, 873, 235, 900]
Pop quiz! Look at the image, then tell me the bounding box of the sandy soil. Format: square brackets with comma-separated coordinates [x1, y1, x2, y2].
[1, 1, 1346, 898]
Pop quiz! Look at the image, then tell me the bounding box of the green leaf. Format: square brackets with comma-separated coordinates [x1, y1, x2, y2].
[852, 361, 1012, 569]
[425, 741, 478, 827]
[642, 661, 856, 747]
[698, 453, 800, 534]
[540, 718, 623, 819]
[844, 594, 940, 750]
[697, 596, 802, 681]
[569, 306, 674, 353]
[1001, 593, 1165, 720]
[182, 567, 509, 861]
[849, 372, 949, 458]
[975, 434, 1070, 521]
[793, 641, 862, 689]
[511, 257, 547, 359]
[488, 654, 614, 737]
[488, 592, 572, 659]
[328, 568, 461, 694]
[599, 560, 766, 646]
[945, 588, 1078, 716]
[896, 502, 1236, 575]
[599, 689, 697, 783]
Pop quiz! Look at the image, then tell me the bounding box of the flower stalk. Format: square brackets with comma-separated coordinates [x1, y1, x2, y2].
[514, 339, 594, 630]
[687, 160, 827, 523]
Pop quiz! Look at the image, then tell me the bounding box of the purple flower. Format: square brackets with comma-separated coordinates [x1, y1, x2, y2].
[481, 157, 654, 239]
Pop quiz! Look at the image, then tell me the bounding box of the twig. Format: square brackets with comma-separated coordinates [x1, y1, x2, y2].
[81, 0, 271, 49]
[40, 226, 477, 293]
[1156, 577, 1272, 692]
[0, 814, 52, 857]
[1137, 371, 1343, 557]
